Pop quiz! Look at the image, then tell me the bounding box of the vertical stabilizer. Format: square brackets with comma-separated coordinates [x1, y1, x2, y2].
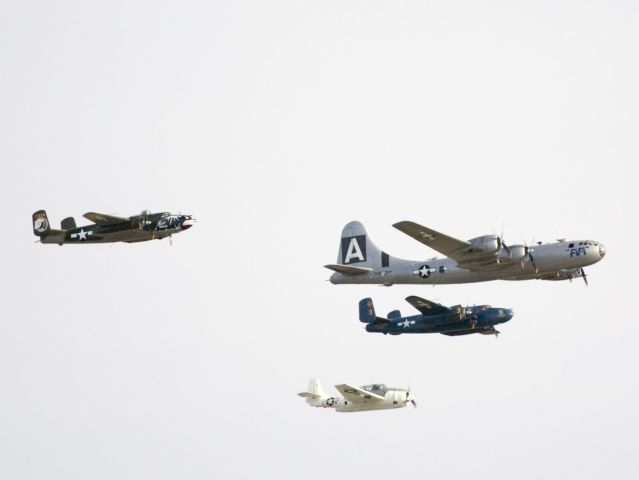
[32, 210, 50, 236]
[307, 377, 324, 397]
[359, 298, 377, 323]
[336, 221, 385, 268]
[297, 378, 327, 407]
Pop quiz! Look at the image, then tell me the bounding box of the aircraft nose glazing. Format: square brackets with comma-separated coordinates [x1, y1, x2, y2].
[493, 308, 513, 323]
[180, 216, 195, 230]
[599, 244, 606, 258]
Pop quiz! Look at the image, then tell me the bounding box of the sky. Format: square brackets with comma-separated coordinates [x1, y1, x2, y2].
[1, 1, 638, 479]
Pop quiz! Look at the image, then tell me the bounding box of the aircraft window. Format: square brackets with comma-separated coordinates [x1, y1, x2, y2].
[363, 384, 387, 395]
[569, 243, 574, 248]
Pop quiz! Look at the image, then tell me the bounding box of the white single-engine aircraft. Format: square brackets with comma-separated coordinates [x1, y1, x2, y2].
[326, 221, 606, 286]
[298, 378, 416, 413]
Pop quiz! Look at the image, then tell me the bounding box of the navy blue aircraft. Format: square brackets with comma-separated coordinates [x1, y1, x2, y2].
[359, 296, 514, 337]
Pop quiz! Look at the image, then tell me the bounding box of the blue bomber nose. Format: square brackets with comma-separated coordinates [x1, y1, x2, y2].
[492, 308, 513, 324]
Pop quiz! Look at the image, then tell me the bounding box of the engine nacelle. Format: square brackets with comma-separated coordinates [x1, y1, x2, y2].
[508, 245, 527, 262]
[467, 235, 500, 254]
[498, 244, 527, 262]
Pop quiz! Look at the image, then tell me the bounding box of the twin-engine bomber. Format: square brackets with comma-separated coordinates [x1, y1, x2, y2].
[360, 296, 513, 337]
[298, 378, 416, 413]
[326, 220, 605, 285]
[32, 210, 194, 245]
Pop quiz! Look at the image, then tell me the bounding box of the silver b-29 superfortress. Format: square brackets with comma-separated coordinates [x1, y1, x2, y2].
[326, 221, 605, 286]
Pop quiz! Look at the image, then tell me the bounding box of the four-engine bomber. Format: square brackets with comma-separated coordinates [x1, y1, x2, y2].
[326, 220, 605, 285]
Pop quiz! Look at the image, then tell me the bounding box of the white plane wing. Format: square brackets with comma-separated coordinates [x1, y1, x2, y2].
[334, 384, 385, 404]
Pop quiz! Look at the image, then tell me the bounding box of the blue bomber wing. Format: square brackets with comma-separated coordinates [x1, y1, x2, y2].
[405, 296, 452, 316]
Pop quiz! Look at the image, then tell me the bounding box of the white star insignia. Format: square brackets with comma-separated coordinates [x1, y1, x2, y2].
[398, 319, 415, 328]
[71, 228, 93, 241]
[412, 265, 433, 278]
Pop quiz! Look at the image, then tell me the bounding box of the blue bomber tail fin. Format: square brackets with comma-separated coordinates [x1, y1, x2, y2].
[359, 298, 376, 323]
[359, 298, 388, 323]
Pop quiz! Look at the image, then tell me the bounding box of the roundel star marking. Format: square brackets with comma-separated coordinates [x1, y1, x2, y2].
[71, 228, 94, 241]
[398, 319, 416, 328]
[412, 264, 432, 279]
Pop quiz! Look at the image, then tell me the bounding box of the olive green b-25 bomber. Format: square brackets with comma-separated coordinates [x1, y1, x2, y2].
[32, 210, 194, 245]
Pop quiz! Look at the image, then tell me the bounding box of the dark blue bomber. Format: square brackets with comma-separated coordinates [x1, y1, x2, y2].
[359, 296, 514, 337]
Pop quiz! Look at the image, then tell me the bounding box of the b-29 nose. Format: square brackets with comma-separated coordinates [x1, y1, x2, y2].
[598, 244, 606, 258]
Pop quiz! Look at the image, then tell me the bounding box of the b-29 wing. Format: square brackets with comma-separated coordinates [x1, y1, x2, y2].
[393, 221, 509, 269]
[393, 221, 472, 262]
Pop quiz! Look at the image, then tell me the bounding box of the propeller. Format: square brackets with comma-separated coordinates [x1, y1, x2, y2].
[580, 267, 588, 286]
[495, 234, 511, 264]
[523, 243, 539, 273]
[498, 236, 511, 256]
[405, 390, 417, 408]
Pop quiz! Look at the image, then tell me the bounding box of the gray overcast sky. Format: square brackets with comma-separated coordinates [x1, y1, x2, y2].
[1, 1, 638, 479]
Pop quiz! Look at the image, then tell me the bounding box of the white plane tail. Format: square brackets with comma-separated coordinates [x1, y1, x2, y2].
[297, 378, 327, 406]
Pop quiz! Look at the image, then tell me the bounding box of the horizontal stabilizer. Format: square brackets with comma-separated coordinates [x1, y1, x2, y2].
[324, 264, 373, 275]
[297, 392, 322, 398]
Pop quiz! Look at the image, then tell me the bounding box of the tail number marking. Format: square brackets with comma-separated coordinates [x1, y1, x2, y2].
[341, 235, 367, 264]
